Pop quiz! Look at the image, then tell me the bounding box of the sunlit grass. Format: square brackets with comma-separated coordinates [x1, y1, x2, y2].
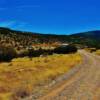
[95, 50, 100, 55]
[0, 53, 81, 99]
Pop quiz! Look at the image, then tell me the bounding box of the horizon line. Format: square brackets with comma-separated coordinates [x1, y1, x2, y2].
[0, 26, 100, 35]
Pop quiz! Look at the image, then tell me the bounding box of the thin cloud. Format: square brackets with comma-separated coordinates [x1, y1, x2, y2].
[0, 5, 40, 11]
[12, 22, 32, 29]
[0, 7, 7, 11]
[17, 5, 40, 9]
[0, 21, 32, 31]
[0, 21, 16, 27]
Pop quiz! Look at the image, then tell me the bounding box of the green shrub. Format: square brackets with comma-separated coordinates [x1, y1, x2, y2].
[54, 45, 77, 54]
[0, 45, 17, 62]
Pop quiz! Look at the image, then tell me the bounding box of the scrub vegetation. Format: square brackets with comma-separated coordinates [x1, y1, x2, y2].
[95, 50, 100, 55]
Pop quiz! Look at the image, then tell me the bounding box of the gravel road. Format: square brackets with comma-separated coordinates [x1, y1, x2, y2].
[38, 50, 100, 100]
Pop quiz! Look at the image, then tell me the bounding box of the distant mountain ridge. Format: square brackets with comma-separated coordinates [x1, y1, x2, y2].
[69, 31, 100, 48]
[71, 30, 100, 40]
[0, 27, 100, 48]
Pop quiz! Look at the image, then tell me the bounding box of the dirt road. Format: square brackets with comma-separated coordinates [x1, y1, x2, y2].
[39, 50, 100, 100]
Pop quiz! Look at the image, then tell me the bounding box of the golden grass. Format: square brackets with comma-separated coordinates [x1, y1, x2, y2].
[0, 53, 81, 99]
[84, 48, 96, 52]
[95, 50, 100, 55]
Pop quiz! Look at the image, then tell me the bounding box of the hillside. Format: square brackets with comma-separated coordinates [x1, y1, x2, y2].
[69, 31, 100, 48]
[0, 27, 99, 99]
[71, 31, 100, 40]
[0, 27, 100, 49]
[0, 27, 69, 50]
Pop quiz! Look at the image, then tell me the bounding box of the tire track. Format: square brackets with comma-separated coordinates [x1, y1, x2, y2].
[38, 50, 100, 100]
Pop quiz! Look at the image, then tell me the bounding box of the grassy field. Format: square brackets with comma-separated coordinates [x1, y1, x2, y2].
[0, 53, 81, 100]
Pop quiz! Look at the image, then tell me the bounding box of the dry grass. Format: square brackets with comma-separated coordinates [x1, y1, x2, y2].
[84, 48, 96, 52]
[0, 53, 81, 100]
[95, 50, 100, 55]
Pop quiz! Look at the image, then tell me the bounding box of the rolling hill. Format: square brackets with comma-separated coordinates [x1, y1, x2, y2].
[0, 27, 100, 49]
[71, 31, 100, 40]
[69, 31, 100, 48]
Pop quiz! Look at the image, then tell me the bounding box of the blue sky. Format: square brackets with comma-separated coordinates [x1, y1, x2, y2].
[0, 0, 100, 34]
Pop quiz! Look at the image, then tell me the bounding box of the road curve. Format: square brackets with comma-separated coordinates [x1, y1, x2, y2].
[39, 50, 100, 100]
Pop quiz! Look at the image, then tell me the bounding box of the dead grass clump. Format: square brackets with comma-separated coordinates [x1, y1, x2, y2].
[14, 89, 29, 99]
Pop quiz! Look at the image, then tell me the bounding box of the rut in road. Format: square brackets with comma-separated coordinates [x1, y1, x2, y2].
[39, 51, 100, 100]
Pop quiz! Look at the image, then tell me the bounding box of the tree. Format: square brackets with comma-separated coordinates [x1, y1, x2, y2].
[0, 45, 17, 62]
[54, 45, 77, 54]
